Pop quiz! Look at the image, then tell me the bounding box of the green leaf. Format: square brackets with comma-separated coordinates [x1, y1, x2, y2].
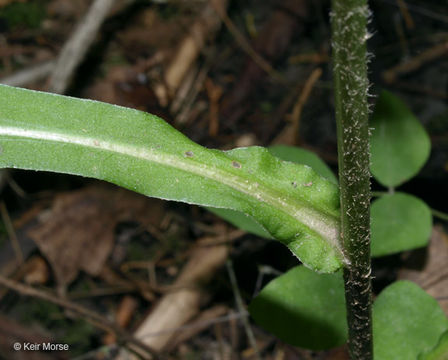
[268, 145, 338, 184]
[370, 91, 431, 187]
[249, 266, 347, 350]
[419, 330, 448, 360]
[208, 145, 337, 239]
[371, 192, 432, 257]
[0, 84, 344, 273]
[373, 281, 448, 360]
[207, 207, 272, 238]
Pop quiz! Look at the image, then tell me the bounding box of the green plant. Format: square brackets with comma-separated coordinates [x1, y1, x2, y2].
[1, 87, 446, 360]
[1, 2, 447, 360]
[248, 90, 446, 360]
[248, 88, 446, 354]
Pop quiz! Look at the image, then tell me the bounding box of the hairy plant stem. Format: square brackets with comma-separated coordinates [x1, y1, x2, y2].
[331, 1, 373, 359]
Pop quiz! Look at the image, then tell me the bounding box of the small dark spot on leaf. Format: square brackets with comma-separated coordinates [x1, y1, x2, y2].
[232, 161, 241, 169]
[184, 151, 194, 157]
[291, 181, 297, 188]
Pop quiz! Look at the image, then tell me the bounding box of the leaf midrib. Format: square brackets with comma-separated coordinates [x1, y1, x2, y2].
[0, 125, 342, 260]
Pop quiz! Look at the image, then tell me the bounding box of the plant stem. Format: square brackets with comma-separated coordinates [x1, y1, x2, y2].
[331, 1, 373, 359]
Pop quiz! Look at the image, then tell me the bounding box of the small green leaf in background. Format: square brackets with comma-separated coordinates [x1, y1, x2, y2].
[207, 207, 272, 238]
[208, 145, 337, 239]
[419, 330, 448, 360]
[373, 281, 448, 360]
[371, 192, 432, 257]
[370, 91, 431, 188]
[249, 266, 347, 350]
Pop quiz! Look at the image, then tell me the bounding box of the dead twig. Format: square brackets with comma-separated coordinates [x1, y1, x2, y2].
[67, 284, 137, 300]
[128, 310, 248, 342]
[290, 67, 323, 145]
[166, 304, 229, 350]
[382, 41, 448, 83]
[0, 202, 23, 266]
[0, 275, 162, 360]
[103, 295, 139, 345]
[288, 52, 330, 65]
[174, 49, 216, 125]
[396, 0, 415, 29]
[226, 259, 261, 360]
[0, 0, 139, 89]
[47, 0, 118, 94]
[394, 11, 410, 58]
[117, 229, 246, 359]
[378, 0, 448, 24]
[205, 77, 223, 137]
[389, 81, 448, 100]
[272, 67, 322, 145]
[210, 0, 283, 82]
[0, 60, 55, 87]
[154, 0, 228, 106]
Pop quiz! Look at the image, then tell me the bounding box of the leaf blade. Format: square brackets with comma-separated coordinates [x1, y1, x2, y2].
[207, 145, 338, 240]
[0, 84, 344, 272]
[373, 281, 448, 360]
[371, 192, 432, 257]
[268, 145, 338, 184]
[370, 91, 431, 187]
[249, 266, 347, 350]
